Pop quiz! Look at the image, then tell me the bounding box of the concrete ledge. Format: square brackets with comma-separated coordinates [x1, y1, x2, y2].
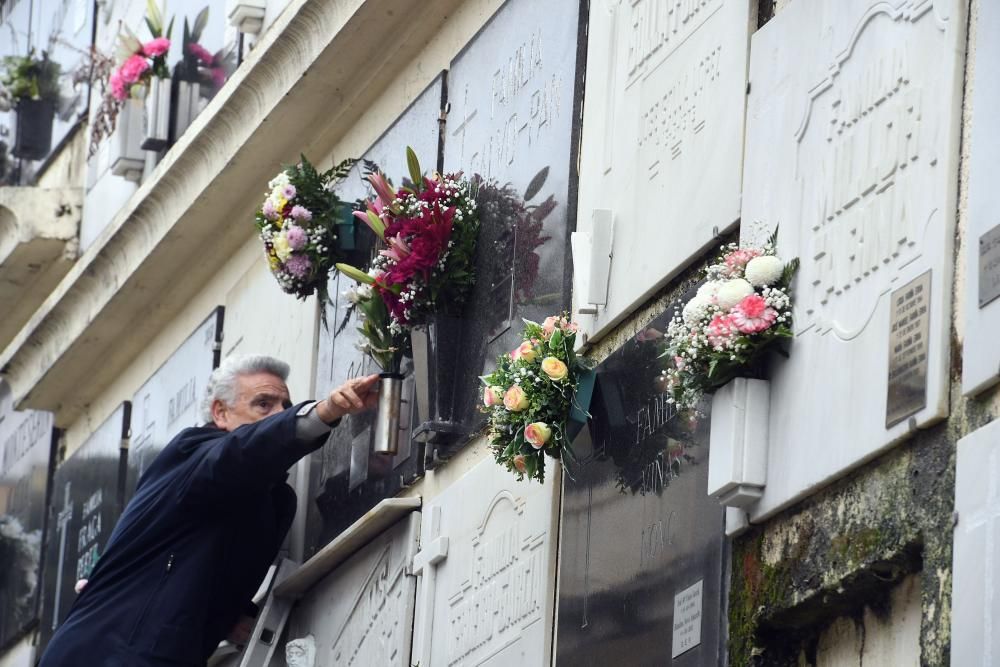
[0, 186, 81, 351]
[0, 0, 464, 424]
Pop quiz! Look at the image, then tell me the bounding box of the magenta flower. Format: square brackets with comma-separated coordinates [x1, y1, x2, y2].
[210, 67, 226, 89]
[285, 254, 312, 279]
[186, 42, 214, 65]
[282, 184, 296, 200]
[730, 294, 778, 334]
[119, 54, 150, 85]
[285, 225, 307, 251]
[142, 37, 171, 57]
[290, 205, 312, 221]
[109, 69, 127, 101]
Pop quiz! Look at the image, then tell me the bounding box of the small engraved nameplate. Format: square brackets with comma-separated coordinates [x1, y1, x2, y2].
[672, 579, 703, 659]
[979, 224, 1000, 308]
[886, 271, 931, 428]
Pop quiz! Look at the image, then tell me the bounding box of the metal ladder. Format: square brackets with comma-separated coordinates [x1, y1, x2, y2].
[236, 558, 299, 667]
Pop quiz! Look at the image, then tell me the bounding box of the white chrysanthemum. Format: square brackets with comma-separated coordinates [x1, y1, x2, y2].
[268, 172, 290, 189]
[682, 295, 711, 324]
[745, 255, 784, 287]
[716, 278, 754, 310]
[696, 281, 722, 301]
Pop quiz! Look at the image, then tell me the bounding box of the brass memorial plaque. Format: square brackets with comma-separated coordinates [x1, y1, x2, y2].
[886, 271, 931, 428]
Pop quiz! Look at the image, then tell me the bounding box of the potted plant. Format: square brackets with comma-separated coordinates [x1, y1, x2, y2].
[662, 230, 798, 507]
[109, 0, 174, 151]
[1, 51, 61, 161]
[339, 147, 480, 446]
[481, 314, 595, 483]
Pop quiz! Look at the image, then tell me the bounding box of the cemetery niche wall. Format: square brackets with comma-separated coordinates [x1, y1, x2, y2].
[126, 307, 223, 500]
[38, 402, 130, 657]
[0, 386, 54, 649]
[556, 299, 725, 666]
[739, 0, 966, 521]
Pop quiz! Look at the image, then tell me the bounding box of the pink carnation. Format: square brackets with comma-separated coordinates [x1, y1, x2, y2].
[142, 37, 171, 57]
[290, 205, 312, 221]
[730, 294, 778, 334]
[186, 42, 214, 65]
[285, 225, 307, 251]
[724, 248, 762, 277]
[706, 314, 738, 348]
[109, 70, 127, 101]
[119, 54, 150, 85]
[285, 254, 312, 279]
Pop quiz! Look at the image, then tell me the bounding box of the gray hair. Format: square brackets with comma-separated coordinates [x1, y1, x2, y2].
[201, 354, 291, 422]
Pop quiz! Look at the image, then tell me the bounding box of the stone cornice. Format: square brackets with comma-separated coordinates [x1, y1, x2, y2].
[0, 0, 463, 425]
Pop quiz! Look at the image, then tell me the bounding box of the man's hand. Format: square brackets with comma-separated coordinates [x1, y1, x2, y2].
[316, 374, 380, 424]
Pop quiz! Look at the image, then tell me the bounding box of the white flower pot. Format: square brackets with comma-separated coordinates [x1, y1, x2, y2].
[707, 377, 769, 508]
[109, 99, 145, 182]
[172, 80, 202, 141]
[227, 0, 267, 34]
[141, 77, 171, 151]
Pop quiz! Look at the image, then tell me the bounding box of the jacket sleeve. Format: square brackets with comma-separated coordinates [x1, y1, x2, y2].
[176, 402, 330, 506]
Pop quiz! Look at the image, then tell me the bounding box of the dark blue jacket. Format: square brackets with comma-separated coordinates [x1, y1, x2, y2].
[40, 404, 327, 667]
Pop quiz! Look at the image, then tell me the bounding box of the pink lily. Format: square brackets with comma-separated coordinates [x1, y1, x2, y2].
[379, 236, 412, 262]
[367, 172, 401, 214]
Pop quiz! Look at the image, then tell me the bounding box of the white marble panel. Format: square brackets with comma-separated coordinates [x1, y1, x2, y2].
[574, 0, 750, 338]
[415, 457, 559, 667]
[953, 420, 1000, 667]
[740, 0, 965, 521]
[962, 0, 1000, 395]
[288, 512, 420, 667]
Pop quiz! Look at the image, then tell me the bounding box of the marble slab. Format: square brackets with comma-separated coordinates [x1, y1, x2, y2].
[740, 0, 966, 521]
[574, 0, 750, 338]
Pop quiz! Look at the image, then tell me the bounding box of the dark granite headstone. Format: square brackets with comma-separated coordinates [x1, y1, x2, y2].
[37, 403, 129, 656]
[0, 386, 54, 648]
[556, 301, 726, 666]
[126, 308, 223, 501]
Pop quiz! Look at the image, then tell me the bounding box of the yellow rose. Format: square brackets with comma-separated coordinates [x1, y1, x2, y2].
[524, 422, 552, 449]
[541, 356, 568, 381]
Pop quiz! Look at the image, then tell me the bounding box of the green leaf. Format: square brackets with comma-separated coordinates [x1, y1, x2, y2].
[549, 329, 563, 349]
[364, 210, 385, 239]
[334, 263, 375, 285]
[406, 146, 422, 186]
[192, 6, 209, 41]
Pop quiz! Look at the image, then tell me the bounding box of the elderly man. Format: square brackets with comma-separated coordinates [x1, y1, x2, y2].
[40, 355, 378, 667]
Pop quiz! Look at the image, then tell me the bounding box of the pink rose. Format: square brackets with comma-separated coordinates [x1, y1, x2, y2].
[142, 37, 171, 57]
[511, 341, 537, 363]
[706, 314, 738, 348]
[542, 316, 559, 337]
[285, 225, 307, 251]
[483, 386, 503, 407]
[524, 422, 552, 449]
[513, 455, 527, 474]
[119, 54, 150, 85]
[540, 356, 568, 380]
[730, 294, 778, 334]
[504, 386, 529, 412]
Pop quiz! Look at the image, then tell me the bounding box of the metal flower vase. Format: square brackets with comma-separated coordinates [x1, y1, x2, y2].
[13, 98, 55, 160]
[110, 99, 146, 182]
[141, 77, 171, 151]
[707, 377, 770, 508]
[410, 315, 466, 445]
[373, 372, 404, 455]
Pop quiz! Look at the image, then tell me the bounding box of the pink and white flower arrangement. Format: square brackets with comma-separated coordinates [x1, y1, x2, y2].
[481, 315, 595, 483]
[109, 1, 173, 101]
[662, 230, 799, 410]
[255, 155, 355, 304]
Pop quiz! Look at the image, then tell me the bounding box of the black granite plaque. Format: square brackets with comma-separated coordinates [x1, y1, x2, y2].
[556, 301, 725, 666]
[0, 386, 54, 648]
[886, 271, 931, 428]
[126, 307, 223, 500]
[37, 403, 129, 656]
[980, 224, 1000, 308]
[304, 75, 445, 556]
[436, 0, 582, 463]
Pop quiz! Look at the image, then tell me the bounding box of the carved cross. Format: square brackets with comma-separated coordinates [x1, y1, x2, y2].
[411, 506, 449, 667]
[52, 481, 73, 630]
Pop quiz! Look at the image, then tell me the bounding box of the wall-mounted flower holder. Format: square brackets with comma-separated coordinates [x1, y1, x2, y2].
[172, 80, 202, 143]
[141, 77, 171, 151]
[110, 99, 145, 182]
[227, 0, 267, 34]
[567, 368, 597, 440]
[12, 98, 55, 160]
[707, 377, 769, 508]
[373, 373, 404, 455]
[411, 315, 467, 448]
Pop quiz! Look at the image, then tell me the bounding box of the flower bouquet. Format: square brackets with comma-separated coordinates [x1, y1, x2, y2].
[481, 315, 595, 483]
[255, 155, 356, 306]
[662, 230, 799, 411]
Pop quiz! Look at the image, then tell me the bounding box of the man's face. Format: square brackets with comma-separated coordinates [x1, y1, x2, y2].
[212, 372, 292, 431]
